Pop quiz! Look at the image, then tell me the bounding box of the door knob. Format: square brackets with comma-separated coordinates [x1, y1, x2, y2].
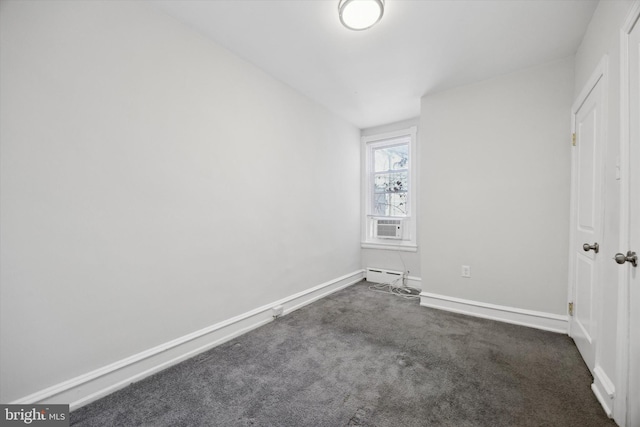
[583, 242, 599, 253]
[614, 251, 638, 267]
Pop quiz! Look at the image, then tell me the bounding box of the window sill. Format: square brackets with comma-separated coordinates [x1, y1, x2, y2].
[361, 242, 418, 252]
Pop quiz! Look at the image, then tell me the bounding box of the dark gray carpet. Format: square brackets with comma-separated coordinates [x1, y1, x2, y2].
[71, 281, 614, 426]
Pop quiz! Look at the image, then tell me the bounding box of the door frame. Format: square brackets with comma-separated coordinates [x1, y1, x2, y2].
[616, 2, 640, 425]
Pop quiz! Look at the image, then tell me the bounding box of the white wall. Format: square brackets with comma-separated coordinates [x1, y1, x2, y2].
[572, 1, 635, 422]
[419, 57, 574, 315]
[361, 118, 421, 282]
[0, 0, 361, 403]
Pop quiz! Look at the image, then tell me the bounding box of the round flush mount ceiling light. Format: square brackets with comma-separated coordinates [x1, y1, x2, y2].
[339, 0, 384, 31]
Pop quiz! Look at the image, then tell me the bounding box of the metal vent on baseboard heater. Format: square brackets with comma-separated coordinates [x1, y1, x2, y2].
[375, 219, 403, 239]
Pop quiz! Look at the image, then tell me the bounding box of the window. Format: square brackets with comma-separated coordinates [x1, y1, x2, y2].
[371, 141, 409, 217]
[362, 127, 417, 251]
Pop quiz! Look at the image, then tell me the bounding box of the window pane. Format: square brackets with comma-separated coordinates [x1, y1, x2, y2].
[373, 192, 408, 217]
[374, 144, 408, 172]
[374, 172, 408, 193]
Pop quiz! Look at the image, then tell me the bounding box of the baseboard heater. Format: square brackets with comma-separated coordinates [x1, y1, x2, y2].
[366, 268, 403, 285]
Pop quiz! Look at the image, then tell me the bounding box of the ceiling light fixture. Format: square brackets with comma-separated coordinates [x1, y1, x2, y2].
[338, 0, 384, 31]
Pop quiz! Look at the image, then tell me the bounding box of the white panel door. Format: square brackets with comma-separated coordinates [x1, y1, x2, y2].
[570, 71, 605, 373]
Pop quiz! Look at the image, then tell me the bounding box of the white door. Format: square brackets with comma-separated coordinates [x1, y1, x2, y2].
[569, 67, 605, 373]
[622, 7, 640, 426]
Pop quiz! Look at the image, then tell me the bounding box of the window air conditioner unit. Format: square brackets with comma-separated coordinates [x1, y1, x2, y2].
[375, 219, 402, 239]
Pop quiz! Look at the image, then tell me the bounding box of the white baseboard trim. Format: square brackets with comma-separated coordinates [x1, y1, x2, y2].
[419, 291, 568, 333]
[592, 365, 615, 418]
[11, 270, 365, 410]
[406, 276, 422, 290]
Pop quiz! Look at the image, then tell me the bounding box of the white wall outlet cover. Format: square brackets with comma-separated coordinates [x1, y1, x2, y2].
[272, 305, 284, 317]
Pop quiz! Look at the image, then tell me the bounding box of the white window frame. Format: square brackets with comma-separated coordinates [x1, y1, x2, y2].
[361, 126, 417, 251]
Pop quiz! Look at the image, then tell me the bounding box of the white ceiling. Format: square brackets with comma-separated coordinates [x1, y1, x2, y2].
[153, 0, 598, 129]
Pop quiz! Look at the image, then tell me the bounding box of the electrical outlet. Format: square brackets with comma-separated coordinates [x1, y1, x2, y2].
[461, 265, 471, 278]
